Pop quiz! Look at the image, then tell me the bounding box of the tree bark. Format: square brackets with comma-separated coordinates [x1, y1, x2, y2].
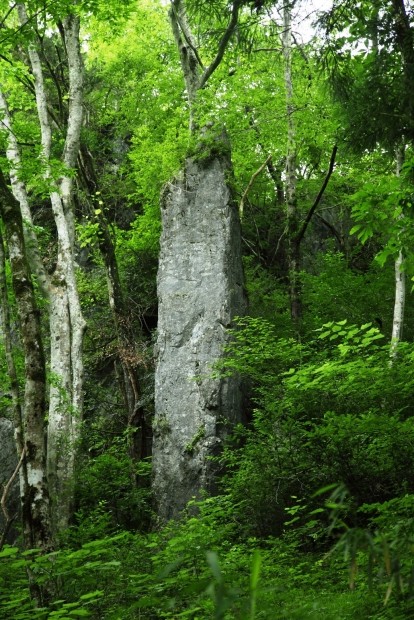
[169, 0, 242, 130]
[390, 142, 406, 358]
[16, 2, 86, 532]
[0, 90, 50, 299]
[282, 1, 300, 321]
[0, 170, 52, 551]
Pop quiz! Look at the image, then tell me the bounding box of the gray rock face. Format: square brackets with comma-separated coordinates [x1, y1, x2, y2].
[0, 417, 20, 542]
[153, 152, 246, 521]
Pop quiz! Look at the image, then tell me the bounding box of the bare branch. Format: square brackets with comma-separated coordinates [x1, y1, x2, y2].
[315, 213, 343, 249]
[239, 154, 272, 219]
[253, 47, 282, 52]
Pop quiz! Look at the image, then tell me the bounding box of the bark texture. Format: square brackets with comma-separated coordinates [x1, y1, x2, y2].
[0, 418, 19, 545]
[16, 4, 86, 532]
[153, 151, 246, 521]
[282, 1, 300, 321]
[390, 142, 406, 357]
[0, 171, 51, 550]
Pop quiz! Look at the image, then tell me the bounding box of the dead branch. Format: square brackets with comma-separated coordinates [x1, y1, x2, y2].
[0, 447, 25, 550]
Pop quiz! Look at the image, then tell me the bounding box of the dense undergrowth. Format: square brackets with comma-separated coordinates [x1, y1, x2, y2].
[2, 296, 414, 619]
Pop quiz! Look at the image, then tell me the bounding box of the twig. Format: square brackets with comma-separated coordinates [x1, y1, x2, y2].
[0, 447, 25, 550]
[315, 213, 344, 249]
[239, 154, 272, 219]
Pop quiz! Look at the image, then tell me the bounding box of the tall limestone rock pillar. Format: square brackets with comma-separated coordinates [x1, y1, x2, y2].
[153, 148, 246, 521]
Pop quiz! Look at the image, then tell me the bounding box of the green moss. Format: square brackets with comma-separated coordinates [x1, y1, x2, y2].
[185, 424, 206, 455]
[187, 125, 231, 166]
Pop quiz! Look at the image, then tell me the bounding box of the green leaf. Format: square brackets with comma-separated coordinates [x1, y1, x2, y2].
[206, 551, 222, 582]
[0, 547, 19, 558]
[79, 591, 104, 601]
[312, 483, 341, 498]
[319, 331, 331, 339]
[250, 550, 261, 591]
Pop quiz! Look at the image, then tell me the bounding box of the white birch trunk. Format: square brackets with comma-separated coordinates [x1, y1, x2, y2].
[0, 172, 52, 551]
[391, 250, 405, 346]
[17, 2, 86, 531]
[58, 13, 86, 465]
[0, 90, 50, 299]
[390, 143, 406, 358]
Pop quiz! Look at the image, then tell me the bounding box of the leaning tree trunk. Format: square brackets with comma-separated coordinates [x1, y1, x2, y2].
[153, 0, 246, 520]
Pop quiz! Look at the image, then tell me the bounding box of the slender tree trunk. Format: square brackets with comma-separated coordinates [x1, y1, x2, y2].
[77, 145, 149, 462]
[0, 91, 50, 298]
[282, 1, 300, 321]
[390, 142, 406, 357]
[0, 171, 51, 551]
[101, 237, 149, 461]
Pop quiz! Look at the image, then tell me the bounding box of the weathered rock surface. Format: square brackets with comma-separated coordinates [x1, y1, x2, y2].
[0, 417, 19, 542]
[153, 151, 246, 521]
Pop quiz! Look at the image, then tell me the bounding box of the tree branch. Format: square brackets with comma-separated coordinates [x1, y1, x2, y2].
[0, 447, 25, 551]
[294, 144, 337, 246]
[200, 0, 242, 89]
[239, 154, 272, 219]
[315, 213, 344, 249]
[170, 1, 204, 70]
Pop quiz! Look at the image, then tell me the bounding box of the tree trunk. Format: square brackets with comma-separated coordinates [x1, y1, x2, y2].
[16, 3, 86, 532]
[0, 91, 50, 299]
[390, 142, 406, 357]
[0, 171, 52, 551]
[0, 230, 23, 547]
[282, 1, 300, 322]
